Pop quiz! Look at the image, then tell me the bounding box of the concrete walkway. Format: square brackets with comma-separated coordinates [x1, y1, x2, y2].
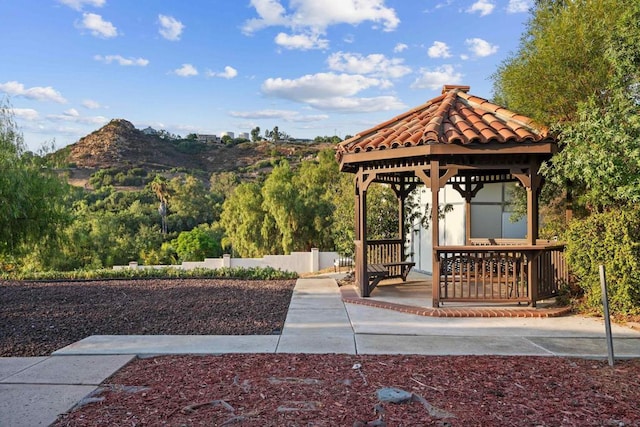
[2, 276, 640, 426]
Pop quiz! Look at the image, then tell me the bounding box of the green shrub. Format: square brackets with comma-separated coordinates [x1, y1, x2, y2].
[4, 266, 298, 281]
[172, 225, 222, 262]
[564, 207, 640, 316]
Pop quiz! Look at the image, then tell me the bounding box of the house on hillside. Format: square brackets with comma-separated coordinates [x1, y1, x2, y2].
[196, 134, 220, 144]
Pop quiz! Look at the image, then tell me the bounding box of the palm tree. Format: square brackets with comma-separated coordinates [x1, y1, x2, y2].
[151, 177, 169, 234]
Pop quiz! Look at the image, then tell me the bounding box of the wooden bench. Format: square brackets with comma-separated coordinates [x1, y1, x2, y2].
[366, 261, 416, 294]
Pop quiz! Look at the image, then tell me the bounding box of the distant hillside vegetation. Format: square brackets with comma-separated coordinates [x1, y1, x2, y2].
[50, 119, 335, 186]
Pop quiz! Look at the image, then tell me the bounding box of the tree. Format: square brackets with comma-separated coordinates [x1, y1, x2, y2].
[172, 224, 222, 262]
[250, 126, 261, 142]
[294, 149, 345, 250]
[493, 1, 640, 315]
[314, 135, 343, 144]
[537, 1, 640, 212]
[151, 176, 169, 234]
[210, 171, 239, 203]
[492, 0, 627, 125]
[166, 175, 216, 232]
[493, 0, 640, 220]
[0, 103, 70, 263]
[261, 161, 297, 252]
[220, 182, 270, 257]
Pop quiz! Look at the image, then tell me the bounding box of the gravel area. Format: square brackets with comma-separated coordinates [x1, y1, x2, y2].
[0, 278, 296, 356]
[54, 354, 640, 426]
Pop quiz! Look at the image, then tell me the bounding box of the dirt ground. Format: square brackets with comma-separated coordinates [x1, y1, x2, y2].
[0, 278, 296, 357]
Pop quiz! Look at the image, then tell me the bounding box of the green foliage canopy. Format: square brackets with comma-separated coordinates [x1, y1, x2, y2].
[0, 104, 70, 262]
[541, 2, 640, 211]
[492, 0, 625, 124]
[172, 224, 223, 262]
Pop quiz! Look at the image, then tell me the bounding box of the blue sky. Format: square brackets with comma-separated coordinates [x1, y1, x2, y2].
[1, 0, 533, 152]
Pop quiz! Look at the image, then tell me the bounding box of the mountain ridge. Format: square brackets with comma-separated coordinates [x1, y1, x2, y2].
[55, 118, 334, 178]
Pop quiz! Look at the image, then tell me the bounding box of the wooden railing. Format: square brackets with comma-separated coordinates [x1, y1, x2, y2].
[470, 238, 559, 246]
[536, 245, 568, 300]
[436, 244, 567, 305]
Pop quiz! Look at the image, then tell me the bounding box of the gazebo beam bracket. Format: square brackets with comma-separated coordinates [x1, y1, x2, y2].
[452, 182, 484, 202]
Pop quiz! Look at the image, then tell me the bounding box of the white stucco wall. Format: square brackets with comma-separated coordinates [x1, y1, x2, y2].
[115, 249, 341, 275]
[409, 182, 526, 274]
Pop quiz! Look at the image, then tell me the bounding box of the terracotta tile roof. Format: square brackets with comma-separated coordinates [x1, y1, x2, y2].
[337, 85, 554, 158]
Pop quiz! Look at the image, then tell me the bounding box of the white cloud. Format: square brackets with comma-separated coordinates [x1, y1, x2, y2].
[243, 0, 399, 50]
[11, 108, 40, 121]
[262, 72, 386, 100]
[261, 72, 403, 112]
[243, 0, 288, 33]
[435, 0, 453, 9]
[94, 54, 149, 66]
[275, 32, 329, 50]
[467, 0, 495, 16]
[0, 81, 67, 103]
[82, 99, 101, 109]
[393, 43, 408, 53]
[58, 0, 105, 11]
[244, 0, 399, 33]
[64, 108, 80, 117]
[158, 14, 184, 41]
[173, 64, 198, 77]
[206, 66, 238, 79]
[428, 41, 451, 58]
[46, 112, 108, 125]
[507, 0, 532, 13]
[289, 114, 330, 123]
[77, 12, 118, 38]
[465, 38, 498, 57]
[309, 96, 405, 112]
[410, 65, 463, 90]
[229, 109, 328, 122]
[327, 52, 411, 79]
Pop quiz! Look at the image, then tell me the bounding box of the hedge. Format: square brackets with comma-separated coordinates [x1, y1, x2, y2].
[564, 207, 640, 316]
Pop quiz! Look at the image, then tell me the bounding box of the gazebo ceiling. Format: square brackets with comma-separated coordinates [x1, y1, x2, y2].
[336, 85, 556, 169]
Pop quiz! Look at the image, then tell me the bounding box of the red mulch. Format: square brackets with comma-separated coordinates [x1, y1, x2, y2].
[54, 354, 640, 426]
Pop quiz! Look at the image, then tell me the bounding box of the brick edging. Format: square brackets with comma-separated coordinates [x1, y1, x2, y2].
[339, 285, 572, 318]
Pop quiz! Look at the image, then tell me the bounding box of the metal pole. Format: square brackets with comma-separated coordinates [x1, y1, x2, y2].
[599, 265, 615, 366]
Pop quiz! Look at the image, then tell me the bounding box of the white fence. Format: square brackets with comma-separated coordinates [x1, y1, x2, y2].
[114, 248, 341, 275]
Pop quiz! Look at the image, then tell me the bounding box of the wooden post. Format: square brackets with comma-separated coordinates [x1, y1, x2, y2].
[355, 169, 378, 297]
[398, 179, 406, 261]
[354, 172, 367, 296]
[430, 160, 441, 307]
[527, 161, 541, 306]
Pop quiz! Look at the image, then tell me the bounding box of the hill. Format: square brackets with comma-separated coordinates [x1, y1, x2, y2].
[53, 119, 335, 185]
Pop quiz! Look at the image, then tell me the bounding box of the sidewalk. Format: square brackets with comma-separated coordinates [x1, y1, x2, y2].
[0, 355, 134, 427]
[2, 276, 640, 426]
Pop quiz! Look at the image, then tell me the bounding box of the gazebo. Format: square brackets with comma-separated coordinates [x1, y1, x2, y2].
[336, 85, 567, 307]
